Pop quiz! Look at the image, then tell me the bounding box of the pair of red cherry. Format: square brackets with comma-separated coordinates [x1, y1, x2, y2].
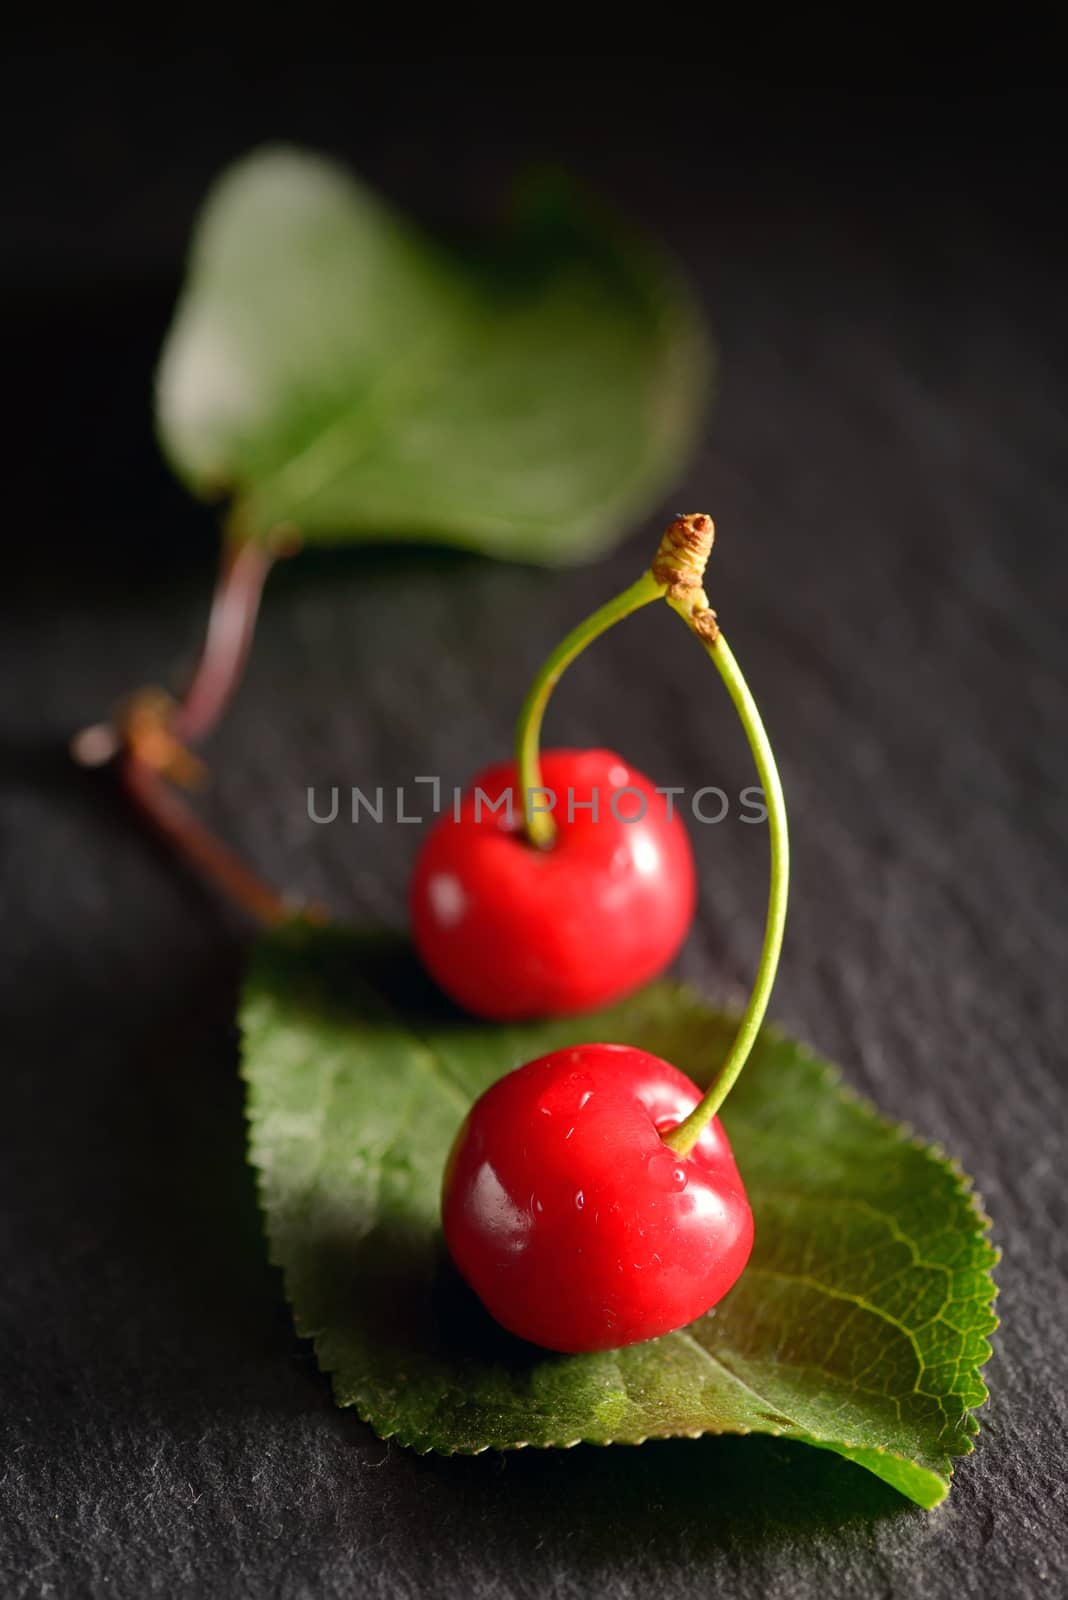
[410, 730, 758, 1363]
[404, 515, 785, 1357]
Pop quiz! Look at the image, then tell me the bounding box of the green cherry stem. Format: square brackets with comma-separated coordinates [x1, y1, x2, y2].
[661, 619, 789, 1154]
[644, 513, 789, 1151]
[513, 512, 788, 1146]
[515, 569, 664, 847]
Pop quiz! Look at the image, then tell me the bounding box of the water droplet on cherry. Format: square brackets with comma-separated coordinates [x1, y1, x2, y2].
[647, 1149, 688, 1191]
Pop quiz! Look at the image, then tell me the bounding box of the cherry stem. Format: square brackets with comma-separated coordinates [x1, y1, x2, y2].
[660, 623, 789, 1154]
[513, 512, 788, 1144]
[514, 571, 664, 847]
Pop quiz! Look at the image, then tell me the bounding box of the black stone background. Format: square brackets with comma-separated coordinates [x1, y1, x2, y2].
[2, 42, 1066, 1600]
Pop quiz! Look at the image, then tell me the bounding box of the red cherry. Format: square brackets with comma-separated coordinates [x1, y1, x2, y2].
[442, 1043, 753, 1352]
[410, 748, 696, 1020]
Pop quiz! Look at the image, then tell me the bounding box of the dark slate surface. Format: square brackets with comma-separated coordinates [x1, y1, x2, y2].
[2, 51, 1066, 1600]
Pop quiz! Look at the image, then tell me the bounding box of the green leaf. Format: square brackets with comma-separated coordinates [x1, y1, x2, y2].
[240, 924, 998, 1509]
[156, 146, 708, 564]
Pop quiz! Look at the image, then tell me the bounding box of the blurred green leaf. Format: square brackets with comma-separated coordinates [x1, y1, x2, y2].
[157, 146, 708, 563]
[241, 923, 998, 1507]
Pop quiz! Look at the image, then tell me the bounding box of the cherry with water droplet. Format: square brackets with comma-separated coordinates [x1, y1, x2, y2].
[442, 1042, 753, 1352]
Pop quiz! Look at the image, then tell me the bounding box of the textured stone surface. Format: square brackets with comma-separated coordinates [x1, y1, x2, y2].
[2, 52, 1065, 1600]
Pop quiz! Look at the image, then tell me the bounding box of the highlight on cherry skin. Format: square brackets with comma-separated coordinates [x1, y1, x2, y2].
[442, 1042, 753, 1353]
[410, 748, 696, 1021]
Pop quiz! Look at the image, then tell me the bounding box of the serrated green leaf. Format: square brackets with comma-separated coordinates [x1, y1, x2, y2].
[156, 145, 708, 564]
[240, 924, 998, 1508]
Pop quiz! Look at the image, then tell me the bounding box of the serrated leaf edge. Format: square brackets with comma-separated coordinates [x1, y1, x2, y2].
[240, 983, 999, 1509]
